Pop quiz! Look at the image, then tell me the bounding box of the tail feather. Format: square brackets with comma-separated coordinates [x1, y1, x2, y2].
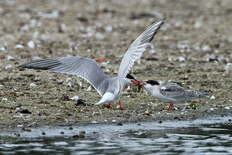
[196, 91, 210, 97]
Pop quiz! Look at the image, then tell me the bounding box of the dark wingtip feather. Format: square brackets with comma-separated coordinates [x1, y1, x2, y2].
[18, 59, 63, 70]
[147, 17, 166, 43]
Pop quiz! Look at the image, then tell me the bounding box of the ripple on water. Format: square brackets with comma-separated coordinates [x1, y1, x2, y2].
[1, 117, 232, 154]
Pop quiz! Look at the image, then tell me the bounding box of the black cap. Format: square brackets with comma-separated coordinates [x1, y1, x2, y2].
[146, 80, 159, 85]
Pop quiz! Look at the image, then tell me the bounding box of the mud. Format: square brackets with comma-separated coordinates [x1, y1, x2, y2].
[0, 0, 232, 130]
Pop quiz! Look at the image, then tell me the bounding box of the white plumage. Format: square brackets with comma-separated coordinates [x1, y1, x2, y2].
[19, 18, 166, 110]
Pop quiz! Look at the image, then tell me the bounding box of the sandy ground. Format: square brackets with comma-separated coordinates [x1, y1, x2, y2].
[0, 0, 232, 129]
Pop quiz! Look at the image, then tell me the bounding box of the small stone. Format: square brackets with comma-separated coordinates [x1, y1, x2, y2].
[0, 47, 6, 51]
[75, 99, 87, 106]
[116, 122, 123, 126]
[7, 55, 15, 61]
[15, 44, 24, 49]
[95, 32, 104, 41]
[71, 95, 79, 101]
[22, 127, 32, 132]
[2, 98, 8, 101]
[27, 40, 35, 49]
[41, 132, 46, 135]
[177, 56, 185, 62]
[91, 121, 98, 124]
[60, 131, 64, 134]
[20, 109, 32, 114]
[111, 120, 117, 123]
[60, 94, 69, 101]
[14, 133, 21, 137]
[158, 121, 162, 123]
[174, 117, 180, 120]
[5, 64, 13, 70]
[17, 125, 24, 128]
[79, 130, 85, 138]
[104, 25, 113, 32]
[202, 45, 211, 52]
[30, 83, 37, 87]
[210, 96, 216, 100]
[73, 134, 79, 138]
[69, 127, 73, 130]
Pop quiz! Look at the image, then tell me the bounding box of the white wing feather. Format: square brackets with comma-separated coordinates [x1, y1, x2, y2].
[118, 18, 166, 93]
[19, 56, 109, 96]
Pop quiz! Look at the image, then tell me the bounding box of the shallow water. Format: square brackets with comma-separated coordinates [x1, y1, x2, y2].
[1, 116, 232, 154]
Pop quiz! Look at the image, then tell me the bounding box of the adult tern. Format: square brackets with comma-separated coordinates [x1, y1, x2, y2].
[138, 80, 209, 110]
[19, 18, 165, 110]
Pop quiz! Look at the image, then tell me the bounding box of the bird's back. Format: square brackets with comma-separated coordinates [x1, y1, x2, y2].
[159, 82, 209, 103]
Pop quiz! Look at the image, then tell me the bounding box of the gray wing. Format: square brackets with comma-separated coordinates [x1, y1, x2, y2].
[19, 56, 109, 96]
[159, 83, 187, 100]
[118, 18, 166, 93]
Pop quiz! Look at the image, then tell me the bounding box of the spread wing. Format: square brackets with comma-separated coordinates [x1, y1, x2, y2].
[19, 56, 109, 96]
[118, 18, 166, 93]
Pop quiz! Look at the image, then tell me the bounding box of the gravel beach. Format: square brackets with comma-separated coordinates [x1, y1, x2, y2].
[0, 0, 231, 129]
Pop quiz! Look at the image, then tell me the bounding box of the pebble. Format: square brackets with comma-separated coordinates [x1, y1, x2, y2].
[91, 121, 98, 124]
[2, 98, 8, 101]
[194, 21, 202, 28]
[0, 46, 6, 51]
[20, 109, 32, 114]
[79, 131, 86, 138]
[5, 64, 13, 69]
[112, 120, 117, 123]
[7, 55, 15, 61]
[70, 95, 79, 101]
[27, 40, 35, 49]
[41, 132, 46, 135]
[14, 133, 21, 137]
[104, 25, 113, 32]
[15, 44, 24, 49]
[30, 83, 37, 87]
[202, 45, 211, 52]
[210, 96, 216, 100]
[95, 32, 104, 41]
[116, 122, 123, 126]
[177, 56, 185, 62]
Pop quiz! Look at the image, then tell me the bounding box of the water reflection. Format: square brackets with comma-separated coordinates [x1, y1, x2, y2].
[1, 118, 232, 154]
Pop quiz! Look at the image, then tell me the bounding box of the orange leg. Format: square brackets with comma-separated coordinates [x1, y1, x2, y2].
[168, 103, 173, 110]
[119, 101, 124, 110]
[108, 103, 113, 109]
[93, 57, 106, 62]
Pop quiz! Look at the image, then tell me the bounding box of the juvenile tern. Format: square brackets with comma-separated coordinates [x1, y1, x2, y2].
[19, 18, 165, 110]
[138, 80, 209, 110]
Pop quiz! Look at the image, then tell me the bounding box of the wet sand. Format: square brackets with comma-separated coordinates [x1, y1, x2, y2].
[0, 0, 231, 130]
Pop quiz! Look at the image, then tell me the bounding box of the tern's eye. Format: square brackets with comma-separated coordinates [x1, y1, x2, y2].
[146, 80, 159, 85]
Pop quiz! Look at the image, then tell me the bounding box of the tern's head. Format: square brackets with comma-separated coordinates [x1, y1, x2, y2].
[138, 80, 160, 93]
[126, 74, 136, 80]
[125, 74, 141, 86]
[145, 80, 160, 86]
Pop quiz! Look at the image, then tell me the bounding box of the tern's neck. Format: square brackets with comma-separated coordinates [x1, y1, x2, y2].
[144, 85, 159, 96]
[124, 78, 133, 85]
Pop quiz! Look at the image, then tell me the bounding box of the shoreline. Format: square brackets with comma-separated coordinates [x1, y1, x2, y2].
[1, 113, 232, 141]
